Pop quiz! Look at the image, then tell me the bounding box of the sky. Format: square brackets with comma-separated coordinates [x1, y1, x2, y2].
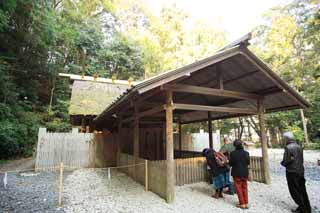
[144, 0, 291, 42]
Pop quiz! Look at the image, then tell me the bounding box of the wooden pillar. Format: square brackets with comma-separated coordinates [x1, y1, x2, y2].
[133, 107, 139, 179]
[117, 116, 122, 166]
[178, 120, 182, 158]
[208, 112, 213, 149]
[165, 91, 175, 203]
[257, 99, 271, 184]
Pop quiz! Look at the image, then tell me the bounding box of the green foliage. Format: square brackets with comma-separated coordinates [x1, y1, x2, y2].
[304, 143, 320, 150]
[286, 125, 305, 143]
[0, 0, 319, 159]
[102, 35, 144, 80]
[250, 0, 320, 145]
[0, 0, 146, 159]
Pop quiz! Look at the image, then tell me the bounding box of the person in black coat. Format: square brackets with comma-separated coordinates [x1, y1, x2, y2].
[281, 132, 311, 213]
[229, 139, 250, 209]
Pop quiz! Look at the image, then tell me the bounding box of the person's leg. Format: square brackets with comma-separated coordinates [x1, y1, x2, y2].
[297, 175, 311, 213]
[286, 172, 304, 211]
[225, 171, 234, 194]
[218, 187, 224, 198]
[233, 176, 245, 206]
[212, 175, 222, 199]
[242, 178, 248, 208]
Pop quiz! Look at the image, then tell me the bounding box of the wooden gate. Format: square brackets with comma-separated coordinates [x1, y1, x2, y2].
[35, 128, 94, 171]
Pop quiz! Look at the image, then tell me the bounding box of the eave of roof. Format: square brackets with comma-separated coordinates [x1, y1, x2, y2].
[94, 40, 310, 124]
[95, 45, 243, 122]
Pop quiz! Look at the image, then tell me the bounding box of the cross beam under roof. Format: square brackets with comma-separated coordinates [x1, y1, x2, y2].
[173, 103, 257, 114]
[164, 84, 262, 100]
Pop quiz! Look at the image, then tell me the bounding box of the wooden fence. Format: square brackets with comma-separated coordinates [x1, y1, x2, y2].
[175, 157, 207, 186]
[174, 156, 266, 186]
[35, 128, 94, 171]
[249, 156, 265, 183]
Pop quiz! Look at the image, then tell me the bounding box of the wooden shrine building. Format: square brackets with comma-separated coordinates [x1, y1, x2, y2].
[93, 34, 310, 203]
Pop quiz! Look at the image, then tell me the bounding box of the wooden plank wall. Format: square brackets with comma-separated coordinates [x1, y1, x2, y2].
[92, 132, 117, 167]
[175, 157, 207, 186]
[35, 128, 94, 171]
[120, 127, 164, 160]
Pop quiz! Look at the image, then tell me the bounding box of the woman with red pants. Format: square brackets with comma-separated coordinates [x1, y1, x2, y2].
[229, 139, 250, 209]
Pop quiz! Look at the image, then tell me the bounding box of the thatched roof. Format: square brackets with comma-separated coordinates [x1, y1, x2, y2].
[69, 80, 130, 116]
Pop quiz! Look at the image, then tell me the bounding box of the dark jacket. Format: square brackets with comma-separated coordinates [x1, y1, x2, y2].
[205, 149, 229, 177]
[229, 148, 250, 178]
[281, 141, 304, 175]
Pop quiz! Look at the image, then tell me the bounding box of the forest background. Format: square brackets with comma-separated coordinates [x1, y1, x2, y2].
[0, 0, 319, 159]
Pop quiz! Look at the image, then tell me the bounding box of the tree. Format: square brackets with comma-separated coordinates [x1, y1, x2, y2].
[251, 0, 320, 144]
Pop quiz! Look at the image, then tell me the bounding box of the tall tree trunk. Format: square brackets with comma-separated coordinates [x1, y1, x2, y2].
[246, 116, 261, 138]
[300, 109, 309, 144]
[238, 117, 245, 139]
[247, 120, 252, 141]
[269, 127, 278, 147]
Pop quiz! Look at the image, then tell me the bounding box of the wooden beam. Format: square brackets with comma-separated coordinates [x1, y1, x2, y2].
[172, 70, 260, 107]
[139, 105, 165, 118]
[165, 90, 175, 203]
[173, 103, 257, 114]
[121, 105, 165, 123]
[165, 84, 261, 100]
[257, 99, 271, 184]
[208, 112, 213, 149]
[216, 68, 223, 89]
[180, 113, 248, 124]
[122, 116, 134, 123]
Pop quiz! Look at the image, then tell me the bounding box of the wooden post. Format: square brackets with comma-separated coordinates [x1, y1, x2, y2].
[257, 99, 271, 184]
[165, 90, 175, 203]
[133, 107, 139, 180]
[178, 120, 182, 158]
[117, 116, 122, 166]
[58, 162, 64, 206]
[145, 159, 148, 191]
[300, 109, 309, 144]
[208, 112, 213, 149]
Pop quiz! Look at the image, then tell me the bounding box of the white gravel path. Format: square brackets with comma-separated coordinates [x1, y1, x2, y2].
[248, 148, 320, 163]
[63, 169, 320, 213]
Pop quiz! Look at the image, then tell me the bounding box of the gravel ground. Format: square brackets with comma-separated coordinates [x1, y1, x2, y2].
[0, 149, 319, 212]
[0, 171, 67, 213]
[63, 169, 320, 213]
[249, 148, 320, 181]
